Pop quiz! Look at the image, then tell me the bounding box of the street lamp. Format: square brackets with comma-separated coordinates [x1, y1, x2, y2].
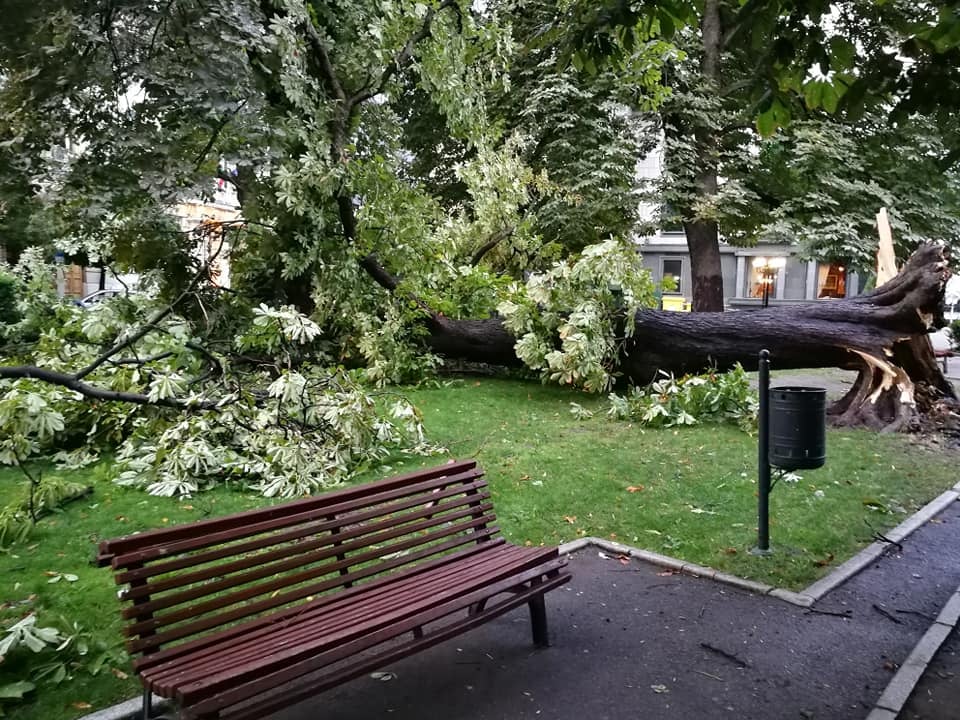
[752, 256, 786, 308]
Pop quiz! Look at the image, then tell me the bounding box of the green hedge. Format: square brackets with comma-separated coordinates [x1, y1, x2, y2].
[0, 270, 19, 327]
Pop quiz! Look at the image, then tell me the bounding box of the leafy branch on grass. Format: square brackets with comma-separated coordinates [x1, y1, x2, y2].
[0, 474, 90, 547]
[0, 613, 127, 716]
[574, 364, 759, 431]
[0, 234, 436, 501]
[1, 228, 228, 412]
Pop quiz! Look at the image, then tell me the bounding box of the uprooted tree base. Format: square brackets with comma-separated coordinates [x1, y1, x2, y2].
[424, 244, 956, 432]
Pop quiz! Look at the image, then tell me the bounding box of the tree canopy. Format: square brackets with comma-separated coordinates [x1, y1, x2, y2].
[0, 0, 676, 500]
[0, 0, 957, 505]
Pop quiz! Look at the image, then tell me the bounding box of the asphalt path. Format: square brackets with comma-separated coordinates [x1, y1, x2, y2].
[272, 502, 960, 720]
[901, 626, 960, 719]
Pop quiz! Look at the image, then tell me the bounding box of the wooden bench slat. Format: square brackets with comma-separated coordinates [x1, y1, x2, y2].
[116, 475, 487, 587]
[147, 544, 545, 692]
[218, 571, 570, 720]
[147, 544, 542, 687]
[98, 460, 478, 563]
[126, 513, 497, 654]
[119, 479, 490, 600]
[161, 546, 558, 699]
[120, 489, 492, 614]
[178, 554, 568, 710]
[132, 535, 506, 674]
[109, 466, 484, 570]
[123, 501, 496, 630]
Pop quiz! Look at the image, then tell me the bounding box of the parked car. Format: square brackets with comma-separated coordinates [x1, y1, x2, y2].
[75, 289, 125, 308]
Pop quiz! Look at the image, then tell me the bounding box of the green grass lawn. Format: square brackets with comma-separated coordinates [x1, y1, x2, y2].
[1, 377, 957, 718]
[396, 378, 957, 587]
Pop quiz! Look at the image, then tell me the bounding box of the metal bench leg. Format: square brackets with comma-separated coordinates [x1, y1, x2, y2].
[528, 593, 549, 648]
[142, 687, 153, 720]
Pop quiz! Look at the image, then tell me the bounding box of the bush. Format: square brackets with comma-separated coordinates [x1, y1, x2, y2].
[588, 364, 759, 432]
[0, 270, 19, 328]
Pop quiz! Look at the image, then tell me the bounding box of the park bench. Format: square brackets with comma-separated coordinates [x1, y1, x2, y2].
[97, 459, 571, 720]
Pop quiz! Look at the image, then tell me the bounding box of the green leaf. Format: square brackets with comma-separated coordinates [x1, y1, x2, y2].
[756, 107, 777, 137]
[830, 37, 856, 70]
[821, 83, 839, 113]
[0, 681, 35, 700]
[757, 98, 790, 136]
[803, 80, 824, 109]
[771, 97, 791, 126]
[659, 14, 675, 40]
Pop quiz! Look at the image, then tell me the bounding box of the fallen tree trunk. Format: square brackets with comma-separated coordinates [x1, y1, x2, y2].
[425, 244, 955, 432]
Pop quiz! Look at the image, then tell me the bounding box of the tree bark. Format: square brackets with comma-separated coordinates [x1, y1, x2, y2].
[683, 0, 726, 313]
[683, 219, 725, 312]
[423, 244, 955, 431]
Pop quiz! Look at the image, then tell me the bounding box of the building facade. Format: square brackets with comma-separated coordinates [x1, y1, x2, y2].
[634, 148, 861, 309]
[638, 233, 862, 310]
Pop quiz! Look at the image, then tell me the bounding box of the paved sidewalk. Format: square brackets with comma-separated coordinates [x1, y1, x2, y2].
[901, 625, 960, 719]
[269, 502, 960, 720]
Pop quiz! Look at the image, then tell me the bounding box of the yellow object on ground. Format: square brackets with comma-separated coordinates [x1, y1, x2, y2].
[662, 296, 691, 312]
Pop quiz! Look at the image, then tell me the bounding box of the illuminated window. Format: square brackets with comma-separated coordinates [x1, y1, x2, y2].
[746, 256, 786, 300]
[817, 263, 847, 298]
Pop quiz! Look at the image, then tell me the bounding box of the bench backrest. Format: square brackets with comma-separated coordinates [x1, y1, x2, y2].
[97, 460, 496, 664]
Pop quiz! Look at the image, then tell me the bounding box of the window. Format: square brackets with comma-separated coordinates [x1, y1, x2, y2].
[745, 256, 786, 300]
[662, 258, 683, 294]
[659, 204, 685, 234]
[817, 262, 847, 299]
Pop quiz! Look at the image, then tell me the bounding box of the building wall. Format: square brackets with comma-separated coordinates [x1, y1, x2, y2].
[633, 145, 865, 309]
[641, 245, 739, 308]
[172, 199, 240, 289]
[640, 243, 862, 309]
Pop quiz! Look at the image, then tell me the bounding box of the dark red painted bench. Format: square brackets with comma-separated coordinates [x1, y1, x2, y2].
[97, 460, 571, 720]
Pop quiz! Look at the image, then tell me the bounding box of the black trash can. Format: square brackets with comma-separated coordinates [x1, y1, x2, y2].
[768, 386, 826, 470]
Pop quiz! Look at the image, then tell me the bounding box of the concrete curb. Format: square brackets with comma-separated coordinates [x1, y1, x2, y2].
[866, 586, 960, 719]
[561, 490, 958, 609]
[76, 694, 168, 720]
[561, 537, 819, 607]
[803, 489, 959, 603]
[86, 493, 959, 720]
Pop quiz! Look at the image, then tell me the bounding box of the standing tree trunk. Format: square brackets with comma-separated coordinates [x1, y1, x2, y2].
[683, 219, 725, 312]
[683, 0, 726, 313]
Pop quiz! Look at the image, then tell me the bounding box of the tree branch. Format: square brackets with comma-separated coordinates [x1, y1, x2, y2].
[148, 0, 177, 58]
[346, 0, 458, 111]
[302, 20, 347, 103]
[0, 365, 220, 410]
[106, 351, 176, 367]
[359, 253, 400, 291]
[185, 340, 225, 377]
[470, 225, 516, 266]
[74, 238, 224, 381]
[193, 99, 248, 171]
